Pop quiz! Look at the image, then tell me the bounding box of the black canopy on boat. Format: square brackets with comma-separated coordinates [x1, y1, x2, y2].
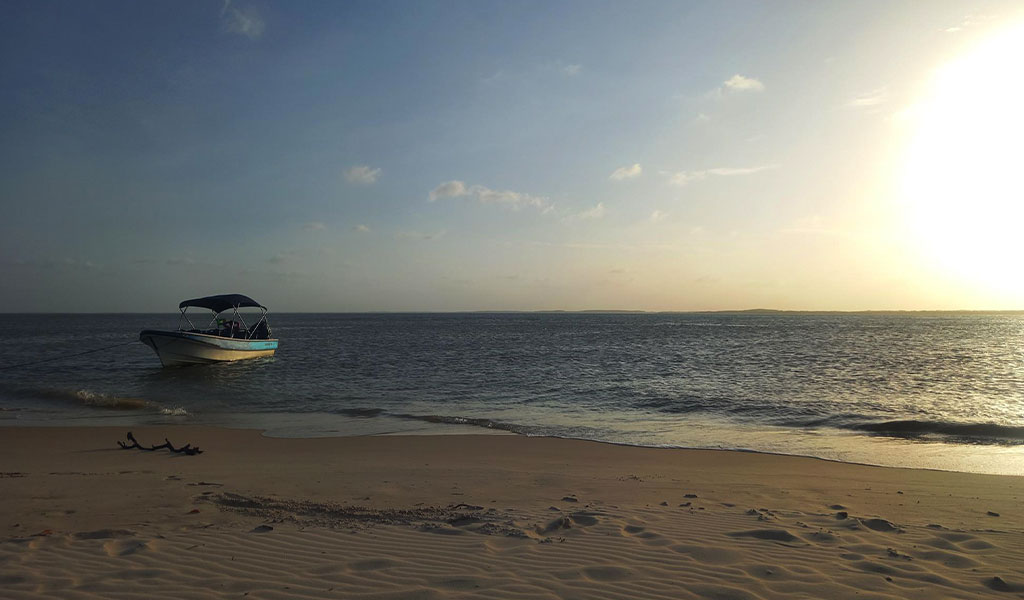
[178, 294, 266, 313]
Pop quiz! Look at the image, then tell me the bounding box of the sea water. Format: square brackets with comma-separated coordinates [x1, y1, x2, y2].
[1, 312, 1022, 475]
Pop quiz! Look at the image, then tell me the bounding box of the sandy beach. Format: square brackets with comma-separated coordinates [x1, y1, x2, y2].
[2, 426, 1023, 599]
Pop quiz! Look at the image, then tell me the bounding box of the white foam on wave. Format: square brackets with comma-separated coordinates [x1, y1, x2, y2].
[75, 389, 149, 410]
[159, 407, 190, 417]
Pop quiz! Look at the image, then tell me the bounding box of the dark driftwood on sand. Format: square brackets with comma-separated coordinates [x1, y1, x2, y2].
[117, 431, 203, 455]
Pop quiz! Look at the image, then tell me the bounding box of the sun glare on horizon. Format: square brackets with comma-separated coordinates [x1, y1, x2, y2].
[901, 21, 1024, 303]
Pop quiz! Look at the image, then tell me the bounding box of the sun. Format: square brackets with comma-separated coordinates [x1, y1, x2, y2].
[901, 22, 1024, 302]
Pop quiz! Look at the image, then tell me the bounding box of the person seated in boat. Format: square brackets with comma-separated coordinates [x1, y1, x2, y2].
[217, 318, 238, 337]
[248, 320, 270, 339]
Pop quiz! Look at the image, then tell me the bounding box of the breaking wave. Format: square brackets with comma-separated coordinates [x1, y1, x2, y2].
[0, 385, 191, 415]
[73, 389, 149, 410]
[844, 419, 1024, 443]
[159, 407, 191, 417]
[392, 413, 529, 434]
[780, 416, 1024, 445]
[321, 406, 1024, 448]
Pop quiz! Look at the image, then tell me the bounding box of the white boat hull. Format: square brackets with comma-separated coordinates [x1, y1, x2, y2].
[139, 330, 278, 367]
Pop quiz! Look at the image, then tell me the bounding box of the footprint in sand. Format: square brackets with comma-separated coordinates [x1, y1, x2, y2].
[850, 560, 899, 577]
[619, 523, 667, 545]
[538, 512, 601, 534]
[913, 549, 980, 569]
[987, 576, 1024, 592]
[961, 539, 996, 550]
[568, 512, 599, 526]
[73, 529, 135, 540]
[921, 535, 962, 551]
[103, 539, 150, 557]
[859, 518, 899, 532]
[538, 516, 573, 534]
[801, 531, 839, 544]
[728, 529, 801, 544]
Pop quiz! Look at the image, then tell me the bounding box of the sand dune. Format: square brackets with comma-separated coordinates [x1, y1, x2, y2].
[2, 427, 1024, 598]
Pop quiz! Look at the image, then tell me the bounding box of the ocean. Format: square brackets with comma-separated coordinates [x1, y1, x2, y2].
[1, 312, 1022, 475]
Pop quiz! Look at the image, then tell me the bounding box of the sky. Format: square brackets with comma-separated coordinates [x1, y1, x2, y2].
[2, 0, 1023, 312]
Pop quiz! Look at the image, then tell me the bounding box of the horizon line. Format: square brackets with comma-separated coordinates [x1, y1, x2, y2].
[2, 308, 1023, 315]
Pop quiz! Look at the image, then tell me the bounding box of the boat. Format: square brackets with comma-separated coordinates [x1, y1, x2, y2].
[139, 294, 279, 367]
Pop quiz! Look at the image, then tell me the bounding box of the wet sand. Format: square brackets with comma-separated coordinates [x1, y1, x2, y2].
[2, 426, 1023, 598]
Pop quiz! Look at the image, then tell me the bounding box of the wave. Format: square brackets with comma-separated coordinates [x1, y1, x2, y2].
[0, 385, 181, 414]
[844, 419, 1024, 442]
[315, 405, 1024, 448]
[392, 413, 529, 435]
[778, 415, 1024, 444]
[10, 387, 151, 410]
[72, 389, 149, 410]
[332, 407, 385, 418]
[323, 407, 547, 436]
[159, 407, 191, 417]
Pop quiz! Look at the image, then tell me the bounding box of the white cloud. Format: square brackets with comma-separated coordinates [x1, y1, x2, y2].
[668, 164, 779, 186]
[353, 224, 370, 232]
[693, 112, 711, 123]
[650, 209, 668, 223]
[344, 165, 382, 185]
[563, 64, 582, 76]
[670, 171, 705, 186]
[221, 1, 264, 40]
[576, 202, 606, 220]
[428, 180, 467, 201]
[428, 180, 548, 211]
[847, 88, 888, 109]
[609, 163, 642, 181]
[302, 222, 326, 232]
[723, 74, 765, 92]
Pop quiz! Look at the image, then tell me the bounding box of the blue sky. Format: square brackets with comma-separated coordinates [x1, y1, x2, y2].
[2, 1, 1022, 311]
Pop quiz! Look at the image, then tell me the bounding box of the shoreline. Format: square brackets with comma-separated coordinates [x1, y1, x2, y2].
[5, 418, 1023, 477]
[3, 425, 1024, 597]
[4, 309, 1024, 314]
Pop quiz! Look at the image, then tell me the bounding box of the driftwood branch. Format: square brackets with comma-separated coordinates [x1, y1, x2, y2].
[117, 431, 203, 455]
